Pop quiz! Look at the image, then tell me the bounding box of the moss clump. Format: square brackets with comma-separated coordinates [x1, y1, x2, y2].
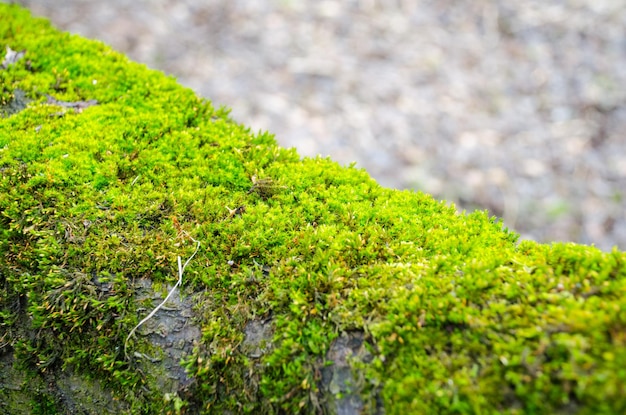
[1, 4, 625, 414]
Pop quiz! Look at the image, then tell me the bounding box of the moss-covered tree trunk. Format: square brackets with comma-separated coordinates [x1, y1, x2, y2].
[1, 5, 625, 414]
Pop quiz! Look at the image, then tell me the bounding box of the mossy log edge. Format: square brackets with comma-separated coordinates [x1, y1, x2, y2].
[1, 5, 625, 415]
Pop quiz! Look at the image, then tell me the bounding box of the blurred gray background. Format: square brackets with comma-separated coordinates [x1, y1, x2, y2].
[10, 0, 626, 251]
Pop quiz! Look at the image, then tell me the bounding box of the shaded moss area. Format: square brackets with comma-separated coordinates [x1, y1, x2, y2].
[1, 4, 625, 414]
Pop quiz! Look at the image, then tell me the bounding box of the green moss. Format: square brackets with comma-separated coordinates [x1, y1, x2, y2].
[1, 4, 626, 414]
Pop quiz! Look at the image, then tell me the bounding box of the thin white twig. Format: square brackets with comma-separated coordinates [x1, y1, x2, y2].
[124, 237, 200, 360]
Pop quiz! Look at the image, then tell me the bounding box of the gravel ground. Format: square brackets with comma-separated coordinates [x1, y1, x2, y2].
[10, 0, 626, 251]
